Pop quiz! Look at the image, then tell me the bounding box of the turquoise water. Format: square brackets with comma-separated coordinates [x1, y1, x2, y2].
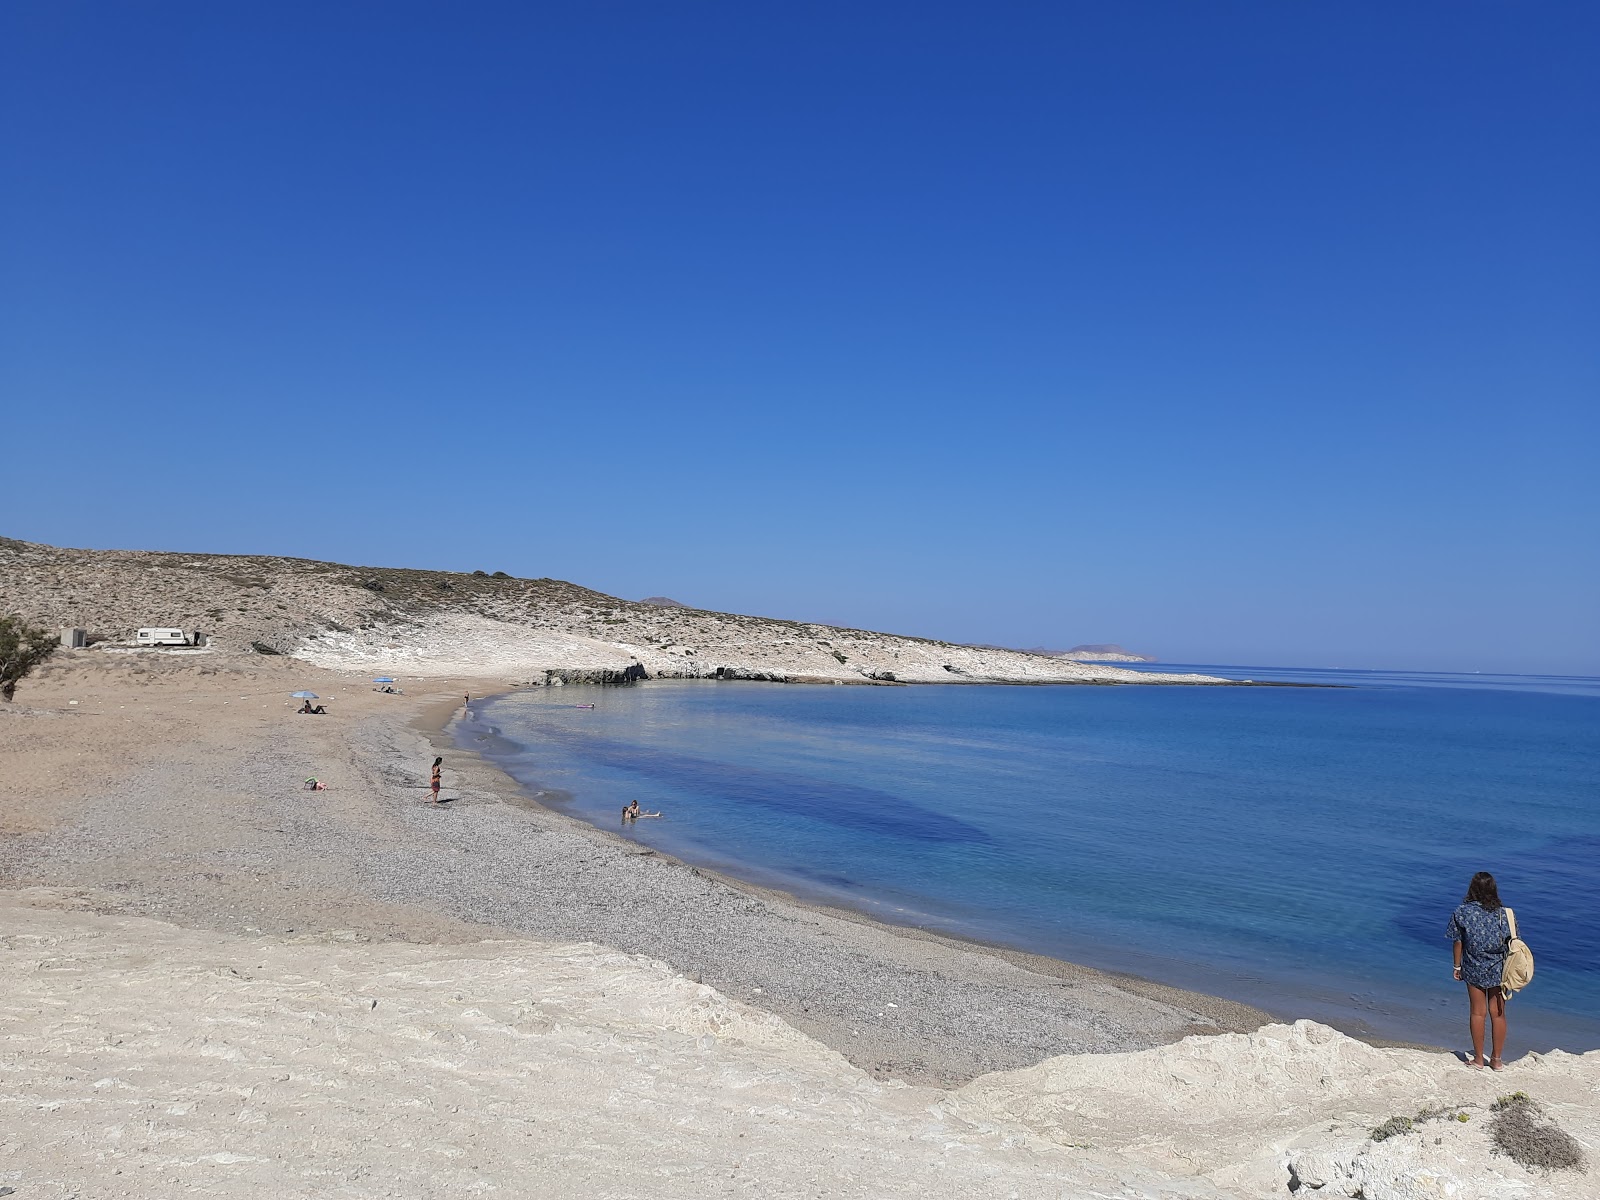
[464, 668, 1600, 1051]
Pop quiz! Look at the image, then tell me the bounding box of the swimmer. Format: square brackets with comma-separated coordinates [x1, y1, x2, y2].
[621, 800, 662, 820]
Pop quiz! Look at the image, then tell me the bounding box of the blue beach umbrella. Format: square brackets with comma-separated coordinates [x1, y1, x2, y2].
[291, 691, 319, 699]
[373, 677, 395, 683]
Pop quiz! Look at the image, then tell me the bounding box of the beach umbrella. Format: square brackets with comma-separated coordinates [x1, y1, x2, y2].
[291, 691, 319, 699]
[373, 677, 395, 683]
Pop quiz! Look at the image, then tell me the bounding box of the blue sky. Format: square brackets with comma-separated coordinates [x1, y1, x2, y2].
[3, 3, 1596, 673]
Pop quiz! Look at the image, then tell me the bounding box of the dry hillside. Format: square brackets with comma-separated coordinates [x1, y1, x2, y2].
[0, 537, 1219, 685]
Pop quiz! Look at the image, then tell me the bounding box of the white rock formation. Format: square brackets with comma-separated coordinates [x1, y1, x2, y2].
[3, 896, 1593, 1199]
[954, 1019, 1597, 1198]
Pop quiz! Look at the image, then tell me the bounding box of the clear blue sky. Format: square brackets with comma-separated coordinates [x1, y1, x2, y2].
[3, 3, 1596, 674]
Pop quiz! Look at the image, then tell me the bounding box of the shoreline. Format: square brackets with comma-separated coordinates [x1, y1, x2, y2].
[422, 684, 1452, 1057]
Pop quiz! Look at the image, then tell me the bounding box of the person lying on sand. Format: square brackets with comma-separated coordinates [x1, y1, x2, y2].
[621, 800, 662, 820]
[298, 701, 328, 715]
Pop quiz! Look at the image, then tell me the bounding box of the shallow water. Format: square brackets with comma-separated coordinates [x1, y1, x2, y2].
[465, 669, 1600, 1051]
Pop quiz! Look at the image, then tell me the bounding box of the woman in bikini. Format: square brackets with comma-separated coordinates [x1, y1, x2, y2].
[430, 757, 443, 803]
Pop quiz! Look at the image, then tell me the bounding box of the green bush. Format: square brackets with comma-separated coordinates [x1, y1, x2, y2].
[0, 615, 57, 702]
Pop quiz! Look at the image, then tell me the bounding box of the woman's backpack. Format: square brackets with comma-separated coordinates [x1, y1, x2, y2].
[1501, 908, 1535, 997]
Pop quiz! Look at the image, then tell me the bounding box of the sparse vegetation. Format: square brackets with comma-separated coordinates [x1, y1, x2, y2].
[1489, 1093, 1585, 1174]
[1365, 1102, 1469, 1145]
[0, 615, 58, 702]
[0, 536, 1193, 686]
[1369, 1115, 1413, 1142]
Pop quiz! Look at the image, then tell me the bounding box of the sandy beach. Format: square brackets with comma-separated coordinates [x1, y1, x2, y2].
[1, 651, 1265, 1085]
[5, 650, 1596, 1198]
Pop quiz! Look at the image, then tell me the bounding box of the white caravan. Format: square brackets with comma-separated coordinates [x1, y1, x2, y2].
[136, 628, 191, 646]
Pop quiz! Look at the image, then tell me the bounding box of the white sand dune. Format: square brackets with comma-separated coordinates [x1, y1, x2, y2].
[5, 894, 1594, 1199]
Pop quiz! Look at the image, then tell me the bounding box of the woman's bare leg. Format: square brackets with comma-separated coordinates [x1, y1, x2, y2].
[1466, 985, 1487, 1065]
[1488, 990, 1507, 1067]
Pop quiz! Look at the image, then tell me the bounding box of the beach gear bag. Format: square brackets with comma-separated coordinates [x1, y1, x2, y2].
[1501, 908, 1534, 997]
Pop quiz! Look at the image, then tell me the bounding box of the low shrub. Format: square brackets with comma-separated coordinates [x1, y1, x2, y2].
[1489, 1094, 1586, 1174]
[1370, 1116, 1413, 1142]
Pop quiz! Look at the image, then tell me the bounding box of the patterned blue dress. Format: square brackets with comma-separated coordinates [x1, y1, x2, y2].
[1447, 901, 1510, 990]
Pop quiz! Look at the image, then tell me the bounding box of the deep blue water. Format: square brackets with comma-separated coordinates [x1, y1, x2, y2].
[461, 669, 1600, 1051]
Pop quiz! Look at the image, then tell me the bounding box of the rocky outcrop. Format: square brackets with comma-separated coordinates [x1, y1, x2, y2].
[542, 663, 649, 686]
[952, 1018, 1599, 1199]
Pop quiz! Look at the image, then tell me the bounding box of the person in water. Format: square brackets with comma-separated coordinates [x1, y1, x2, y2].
[1447, 871, 1513, 1070]
[621, 800, 661, 820]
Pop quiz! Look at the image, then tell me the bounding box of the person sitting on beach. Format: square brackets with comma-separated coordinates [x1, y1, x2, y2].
[621, 800, 661, 820]
[1448, 870, 1514, 1070]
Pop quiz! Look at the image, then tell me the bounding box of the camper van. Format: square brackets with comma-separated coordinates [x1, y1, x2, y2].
[136, 628, 191, 646]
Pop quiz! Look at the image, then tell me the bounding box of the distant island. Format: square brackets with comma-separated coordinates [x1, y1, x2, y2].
[1024, 644, 1156, 663]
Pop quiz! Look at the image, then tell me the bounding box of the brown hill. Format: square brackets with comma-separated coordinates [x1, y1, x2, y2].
[0, 536, 1208, 686]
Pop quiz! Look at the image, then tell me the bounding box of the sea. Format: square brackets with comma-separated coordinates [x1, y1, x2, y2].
[458, 664, 1600, 1052]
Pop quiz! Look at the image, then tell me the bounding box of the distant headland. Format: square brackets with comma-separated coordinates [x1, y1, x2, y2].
[1020, 643, 1156, 663]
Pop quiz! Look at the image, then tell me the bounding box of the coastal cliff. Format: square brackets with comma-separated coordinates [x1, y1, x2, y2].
[0, 536, 1218, 685]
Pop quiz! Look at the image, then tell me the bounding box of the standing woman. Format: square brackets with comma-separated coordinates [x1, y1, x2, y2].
[1446, 871, 1511, 1070]
[430, 756, 443, 803]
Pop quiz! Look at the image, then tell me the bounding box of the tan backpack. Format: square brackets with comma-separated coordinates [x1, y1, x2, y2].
[1501, 908, 1534, 997]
